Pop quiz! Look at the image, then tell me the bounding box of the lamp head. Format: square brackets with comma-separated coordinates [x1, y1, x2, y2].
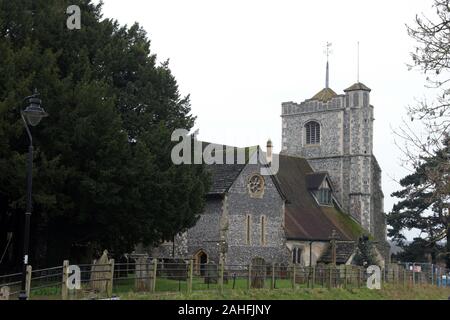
[22, 94, 48, 126]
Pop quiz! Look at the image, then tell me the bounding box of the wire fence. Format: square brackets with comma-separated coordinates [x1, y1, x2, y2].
[0, 259, 449, 300]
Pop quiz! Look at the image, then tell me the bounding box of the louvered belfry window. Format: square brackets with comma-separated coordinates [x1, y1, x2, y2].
[305, 121, 320, 145]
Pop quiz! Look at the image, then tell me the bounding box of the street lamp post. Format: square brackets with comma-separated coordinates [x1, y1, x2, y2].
[18, 90, 48, 300]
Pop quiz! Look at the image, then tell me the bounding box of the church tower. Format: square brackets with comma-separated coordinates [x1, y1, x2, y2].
[280, 57, 386, 246]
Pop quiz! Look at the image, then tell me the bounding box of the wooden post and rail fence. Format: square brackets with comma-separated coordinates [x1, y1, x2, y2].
[0, 260, 448, 300]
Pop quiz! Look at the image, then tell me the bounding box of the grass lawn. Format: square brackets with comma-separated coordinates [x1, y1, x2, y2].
[119, 284, 450, 300]
[26, 275, 450, 300]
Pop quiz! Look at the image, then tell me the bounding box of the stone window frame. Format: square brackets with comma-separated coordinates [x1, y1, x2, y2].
[260, 215, 266, 245]
[304, 120, 321, 146]
[246, 214, 251, 245]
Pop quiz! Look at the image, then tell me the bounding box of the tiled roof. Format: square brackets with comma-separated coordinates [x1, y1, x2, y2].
[275, 155, 363, 241]
[310, 87, 338, 102]
[202, 143, 364, 242]
[204, 143, 257, 195]
[344, 82, 371, 92]
[207, 164, 246, 194]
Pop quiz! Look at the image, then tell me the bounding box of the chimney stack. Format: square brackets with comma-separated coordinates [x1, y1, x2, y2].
[266, 139, 273, 164]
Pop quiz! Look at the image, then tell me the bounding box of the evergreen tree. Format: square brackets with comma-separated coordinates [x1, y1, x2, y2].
[387, 137, 450, 268]
[392, 238, 444, 263]
[353, 236, 379, 267]
[0, 0, 209, 270]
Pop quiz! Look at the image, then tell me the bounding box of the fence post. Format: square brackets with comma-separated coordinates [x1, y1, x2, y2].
[271, 263, 275, 290]
[431, 264, 434, 286]
[62, 260, 69, 300]
[25, 265, 32, 298]
[106, 259, 114, 298]
[151, 259, 157, 293]
[329, 265, 333, 289]
[344, 265, 347, 289]
[292, 264, 296, 290]
[247, 263, 252, 290]
[357, 267, 361, 288]
[403, 269, 406, 288]
[219, 260, 224, 294]
[188, 259, 193, 294]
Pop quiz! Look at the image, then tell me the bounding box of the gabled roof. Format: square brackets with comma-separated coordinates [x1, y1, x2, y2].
[310, 87, 338, 102]
[208, 164, 247, 194]
[305, 172, 333, 191]
[275, 155, 364, 241]
[344, 82, 371, 92]
[202, 143, 364, 242]
[204, 143, 257, 195]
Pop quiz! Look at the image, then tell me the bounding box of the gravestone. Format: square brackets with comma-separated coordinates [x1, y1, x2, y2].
[90, 250, 111, 294]
[251, 257, 266, 289]
[135, 256, 153, 292]
[205, 262, 218, 284]
[0, 286, 10, 300]
[160, 258, 187, 281]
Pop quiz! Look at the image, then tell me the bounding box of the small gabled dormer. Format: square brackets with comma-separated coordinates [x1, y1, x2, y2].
[306, 172, 334, 206]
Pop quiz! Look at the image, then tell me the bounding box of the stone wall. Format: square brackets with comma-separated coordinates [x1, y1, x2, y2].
[281, 86, 385, 242]
[185, 198, 224, 263]
[150, 159, 290, 266]
[225, 162, 289, 266]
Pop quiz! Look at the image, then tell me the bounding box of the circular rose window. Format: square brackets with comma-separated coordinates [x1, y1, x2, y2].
[247, 174, 265, 197]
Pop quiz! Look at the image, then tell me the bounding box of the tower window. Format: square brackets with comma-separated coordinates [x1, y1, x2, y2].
[353, 92, 360, 107]
[305, 121, 320, 145]
[363, 92, 369, 107]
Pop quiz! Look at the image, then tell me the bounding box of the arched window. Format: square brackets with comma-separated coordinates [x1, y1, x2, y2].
[305, 121, 320, 145]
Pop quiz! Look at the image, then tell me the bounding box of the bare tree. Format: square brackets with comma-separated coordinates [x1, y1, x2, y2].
[396, 0, 450, 199]
[390, 0, 450, 266]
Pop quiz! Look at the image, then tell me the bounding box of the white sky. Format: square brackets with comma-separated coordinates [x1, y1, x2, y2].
[96, 0, 438, 240]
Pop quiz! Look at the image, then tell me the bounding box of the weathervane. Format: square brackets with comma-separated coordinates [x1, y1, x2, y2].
[323, 42, 332, 88]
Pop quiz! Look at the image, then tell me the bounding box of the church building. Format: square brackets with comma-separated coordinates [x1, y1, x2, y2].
[150, 61, 389, 270]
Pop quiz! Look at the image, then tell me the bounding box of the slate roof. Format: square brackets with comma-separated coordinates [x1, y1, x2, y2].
[207, 164, 246, 194]
[317, 241, 357, 264]
[204, 143, 257, 195]
[275, 155, 363, 241]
